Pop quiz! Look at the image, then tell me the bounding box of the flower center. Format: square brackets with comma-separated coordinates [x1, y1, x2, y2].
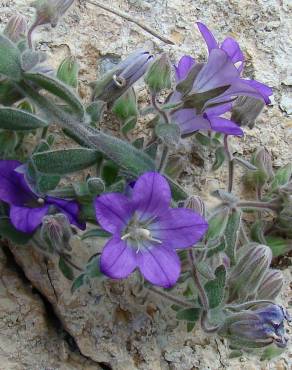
[121, 213, 161, 251]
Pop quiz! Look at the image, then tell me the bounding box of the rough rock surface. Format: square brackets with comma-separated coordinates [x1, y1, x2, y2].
[0, 0, 292, 369]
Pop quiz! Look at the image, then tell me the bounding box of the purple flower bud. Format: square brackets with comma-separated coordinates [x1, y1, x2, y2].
[228, 244, 272, 302]
[219, 304, 290, 349]
[3, 14, 27, 43]
[93, 50, 153, 105]
[184, 195, 206, 217]
[31, 0, 74, 28]
[250, 147, 274, 186]
[40, 213, 72, 253]
[257, 269, 283, 300]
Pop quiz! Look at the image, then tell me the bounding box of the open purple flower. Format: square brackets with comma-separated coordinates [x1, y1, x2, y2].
[197, 22, 244, 71]
[95, 172, 208, 288]
[170, 55, 244, 136]
[170, 24, 273, 136]
[0, 160, 85, 233]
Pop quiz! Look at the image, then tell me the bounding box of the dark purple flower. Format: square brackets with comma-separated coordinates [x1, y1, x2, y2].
[197, 22, 244, 71]
[95, 172, 208, 288]
[170, 55, 243, 136]
[170, 24, 273, 136]
[220, 304, 291, 349]
[0, 160, 85, 233]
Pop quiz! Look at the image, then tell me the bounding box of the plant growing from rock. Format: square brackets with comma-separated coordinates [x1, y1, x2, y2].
[0, 0, 291, 360]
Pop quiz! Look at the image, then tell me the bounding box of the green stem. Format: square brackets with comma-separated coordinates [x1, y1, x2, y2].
[188, 250, 209, 311]
[224, 135, 234, 193]
[148, 285, 195, 309]
[237, 200, 280, 212]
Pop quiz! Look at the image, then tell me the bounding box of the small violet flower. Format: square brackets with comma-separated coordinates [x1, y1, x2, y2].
[0, 160, 85, 233]
[95, 172, 208, 288]
[170, 23, 272, 137]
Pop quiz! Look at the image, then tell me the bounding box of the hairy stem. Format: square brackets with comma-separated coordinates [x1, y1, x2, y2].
[224, 135, 234, 193]
[148, 285, 195, 309]
[237, 200, 280, 212]
[151, 94, 169, 124]
[200, 310, 220, 333]
[151, 94, 170, 173]
[84, 0, 175, 45]
[188, 250, 209, 311]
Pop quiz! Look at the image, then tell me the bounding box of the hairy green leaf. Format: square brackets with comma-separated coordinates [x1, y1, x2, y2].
[32, 148, 102, 175]
[0, 107, 48, 130]
[0, 34, 22, 81]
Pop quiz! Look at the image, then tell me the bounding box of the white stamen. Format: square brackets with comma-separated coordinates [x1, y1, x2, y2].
[37, 198, 45, 205]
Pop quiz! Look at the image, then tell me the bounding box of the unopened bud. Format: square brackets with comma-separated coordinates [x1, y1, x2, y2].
[219, 304, 290, 349]
[206, 207, 229, 241]
[87, 177, 105, 195]
[145, 53, 171, 93]
[249, 147, 274, 186]
[3, 14, 27, 43]
[31, 0, 75, 28]
[40, 213, 72, 253]
[257, 269, 283, 300]
[228, 244, 272, 302]
[57, 56, 79, 88]
[93, 50, 153, 105]
[231, 96, 265, 128]
[112, 87, 138, 131]
[184, 195, 206, 217]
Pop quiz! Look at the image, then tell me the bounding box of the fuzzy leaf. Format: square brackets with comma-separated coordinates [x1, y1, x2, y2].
[176, 308, 201, 322]
[0, 34, 22, 81]
[225, 209, 241, 266]
[23, 72, 85, 117]
[206, 208, 229, 241]
[265, 236, 292, 257]
[0, 107, 48, 130]
[32, 148, 102, 175]
[71, 274, 86, 293]
[85, 256, 103, 278]
[204, 265, 226, 309]
[57, 56, 79, 88]
[88, 131, 156, 176]
[59, 256, 74, 281]
[212, 146, 226, 171]
[155, 123, 181, 146]
[270, 163, 292, 191]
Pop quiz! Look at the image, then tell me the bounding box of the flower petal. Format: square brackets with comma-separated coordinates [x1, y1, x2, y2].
[46, 197, 86, 230]
[172, 109, 211, 135]
[197, 22, 218, 53]
[194, 49, 239, 92]
[175, 55, 196, 81]
[10, 204, 49, 233]
[95, 193, 133, 234]
[243, 80, 272, 104]
[221, 37, 244, 64]
[208, 116, 244, 136]
[0, 160, 35, 206]
[150, 208, 208, 248]
[132, 172, 171, 220]
[100, 237, 137, 279]
[137, 244, 180, 288]
[207, 78, 270, 106]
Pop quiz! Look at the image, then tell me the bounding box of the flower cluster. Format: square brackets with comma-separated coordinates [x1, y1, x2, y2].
[170, 23, 272, 136]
